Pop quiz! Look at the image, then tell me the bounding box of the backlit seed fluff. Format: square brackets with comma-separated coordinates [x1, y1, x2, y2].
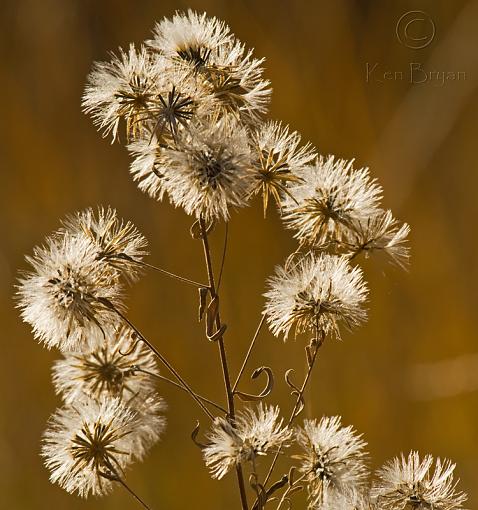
[315, 492, 376, 510]
[62, 207, 148, 283]
[296, 416, 369, 508]
[203, 404, 291, 480]
[348, 210, 410, 268]
[147, 10, 232, 67]
[200, 39, 271, 125]
[42, 398, 142, 497]
[264, 253, 368, 340]
[282, 156, 382, 246]
[250, 121, 316, 215]
[128, 134, 170, 201]
[17, 233, 123, 352]
[52, 326, 159, 403]
[163, 116, 254, 222]
[83, 44, 159, 142]
[371, 451, 467, 510]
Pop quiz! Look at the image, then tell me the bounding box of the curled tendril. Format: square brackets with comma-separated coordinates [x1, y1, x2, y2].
[205, 295, 228, 341]
[190, 219, 214, 239]
[191, 421, 207, 449]
[234, 366, 274, 402]
[250, 473, 267, 509]
[285, 369, 305, 419]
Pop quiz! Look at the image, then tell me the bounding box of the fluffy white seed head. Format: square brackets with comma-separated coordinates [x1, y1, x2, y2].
[83, 44, 159, 142]
[163, 116, 254, 222]
[147, 10, 232, 67]
[52, 326, 159, 403]
[42, 398, 146, 497]
[314, 491, 376, 510]
[296, 416, 369, 508]
[264, 253, 368, 340]
[62, 207, 148, 283]
[17, 233, 123, 352]
[203, 404, 291, 480]
[128, 134, 169, 201]
[282, 157, 383, 246]
[250, 121, 316, 215]
[199, 39, 271, 125]
[348, 210, 410, 268]
[371, 451, 467, 510]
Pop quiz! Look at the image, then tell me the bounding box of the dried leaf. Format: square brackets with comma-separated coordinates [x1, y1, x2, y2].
[198, 287, 208, 322]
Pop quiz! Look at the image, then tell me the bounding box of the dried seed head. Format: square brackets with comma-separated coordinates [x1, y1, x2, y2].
[52, 326, 159, 403]
[62, 207, 148, 283]
[147, 10, 232, 68]
[371, 451, 467, 510]
[199, 39, 271, 125]
[83, 44, 159, 142]
[203, 404, 291, 479]
[296, 416, 369, 508]
[163, 116, 254, 222]
[264, 253, 368, 341]
[282, 157, 382, 246]
[42, 398, 140, 497]
[250, 121, 316, 215]
[347, 210, 410, 268]
[17, 233, 123, 352]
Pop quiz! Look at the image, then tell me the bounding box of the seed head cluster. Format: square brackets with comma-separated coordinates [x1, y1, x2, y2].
[15, 10, 464, 510]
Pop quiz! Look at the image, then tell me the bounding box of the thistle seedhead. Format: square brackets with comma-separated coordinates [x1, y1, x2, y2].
[203, 404, 291, 480]
[17, 233, 123, 352]
[264, 253, 368, 340]
[52, 326, 159, 403]
[296, 416, 369, 508]
[371, 451, 467, 510]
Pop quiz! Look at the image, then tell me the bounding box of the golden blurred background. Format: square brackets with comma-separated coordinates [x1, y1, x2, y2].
[1, 0, 477, 508]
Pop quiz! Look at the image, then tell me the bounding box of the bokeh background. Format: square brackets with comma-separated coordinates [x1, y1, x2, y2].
[1, 0, 477, 508]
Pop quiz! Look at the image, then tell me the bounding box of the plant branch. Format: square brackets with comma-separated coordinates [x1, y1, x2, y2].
[100, 299, 215, 420]
[133, 366, 227, 414]
[258, 335, 323, 506]
[233, 315, 266, 393]
[199, 217, 249, 510]
[116, 477, 153, 510]
[129, 258, 209, 289]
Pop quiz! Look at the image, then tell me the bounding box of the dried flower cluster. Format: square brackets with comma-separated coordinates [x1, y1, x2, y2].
[17, 208, 166, 497]
[16, 9, 468, 510]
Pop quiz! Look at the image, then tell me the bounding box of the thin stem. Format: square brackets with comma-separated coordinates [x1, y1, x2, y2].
[233, 315, 266, 393]
[199, 217, 249, 510]
[274, 471, 309, 510]
[132, 259, 209, 289]
[135, 366, 228, 414]
[104, 301, 215, 420]
[217, 222, 228, 292]
[259, 337, 323, 504]
[116, 477, 152, 510]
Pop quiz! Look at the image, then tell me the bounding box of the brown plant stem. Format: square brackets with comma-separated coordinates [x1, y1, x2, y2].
[134, 366, 227, 414]
[101, 299, 215, 420]
[199, 217, 249, 510]
[130, 258, 209, 289]
[233, 315, 266, 393]
[116, 477, 153, 510]
[258, 336, 323, 506]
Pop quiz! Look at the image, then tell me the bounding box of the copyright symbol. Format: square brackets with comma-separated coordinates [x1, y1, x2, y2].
[396, 10, 435, 49]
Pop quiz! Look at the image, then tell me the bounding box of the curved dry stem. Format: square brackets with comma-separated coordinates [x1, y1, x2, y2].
[198, 217, 249, 510]
[131, 258, 209, 289]
[134, 366, 227, 414]
[233, 315, 266, 393]
[258, 334, 323, 506]
[99, 298, 215, 420]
